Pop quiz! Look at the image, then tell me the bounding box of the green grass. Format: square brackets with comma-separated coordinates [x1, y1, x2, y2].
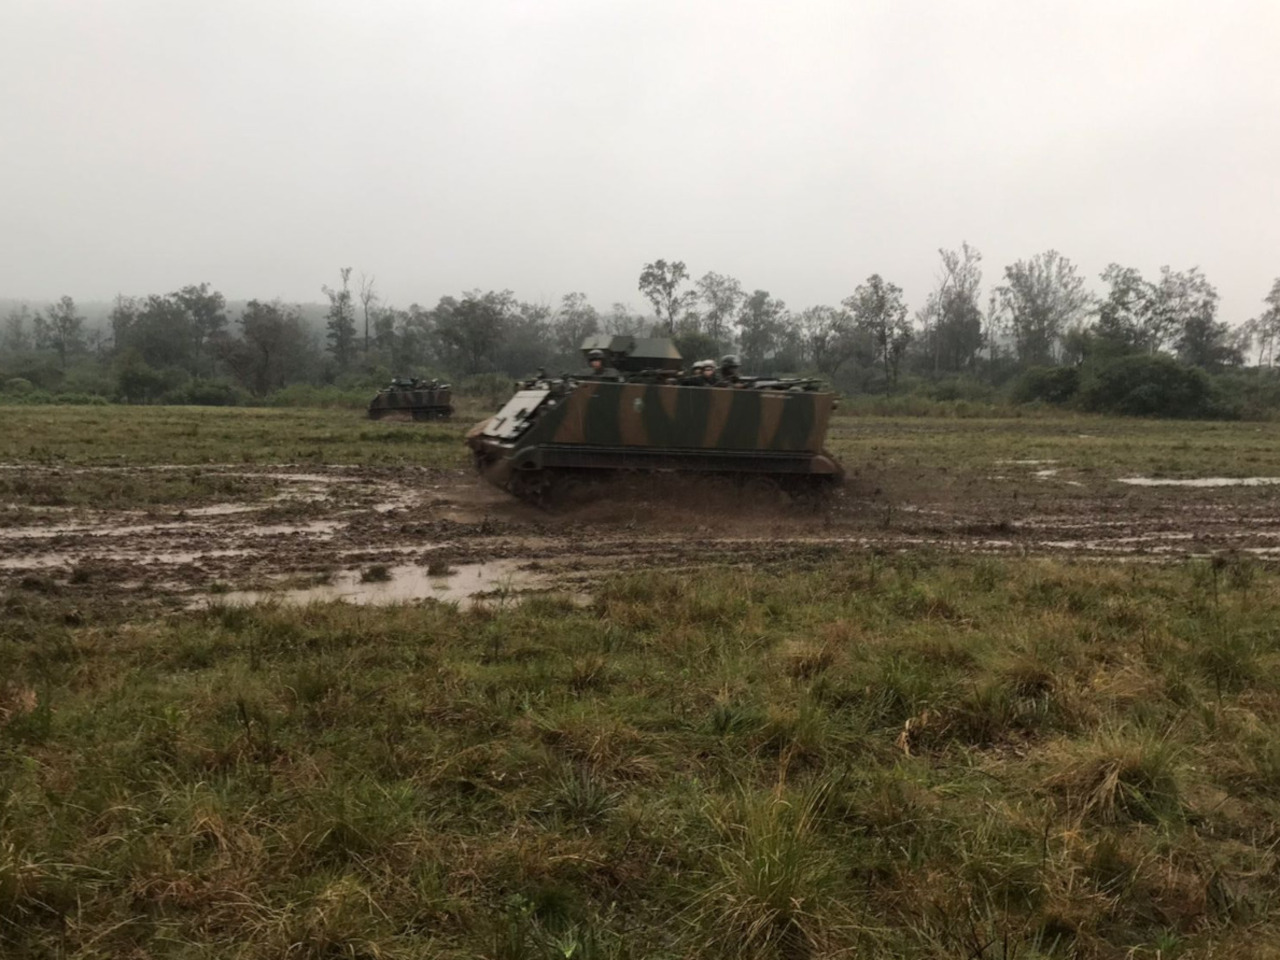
[830, 414, 1280, 480]
[0, 405, 476, 467]
[5, 555, 1280, 957]
[4, 405, 1280, 482]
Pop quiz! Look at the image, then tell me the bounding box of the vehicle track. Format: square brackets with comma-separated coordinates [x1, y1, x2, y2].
[2, 463, 1278, 604]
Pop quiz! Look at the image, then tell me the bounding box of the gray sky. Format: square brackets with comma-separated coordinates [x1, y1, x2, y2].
[2, 0, 1277, 323]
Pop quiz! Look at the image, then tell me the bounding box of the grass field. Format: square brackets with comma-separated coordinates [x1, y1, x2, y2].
[4, 405, 1280, 958]
[2, 404, 1278, 478]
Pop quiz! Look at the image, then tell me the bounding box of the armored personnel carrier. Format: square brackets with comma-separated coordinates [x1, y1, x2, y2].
[466, 336, 844, 504]
[367, 379, 453, 421]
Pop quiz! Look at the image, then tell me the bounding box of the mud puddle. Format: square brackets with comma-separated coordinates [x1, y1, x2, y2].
[203, 559, 562, 608]
[0, 518, 343, 541]
[8, 460, 1280, 605]
[1118, 476, 1280, 488]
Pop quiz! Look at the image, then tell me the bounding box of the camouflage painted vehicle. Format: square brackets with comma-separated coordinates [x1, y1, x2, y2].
[466, 336, 843, 504]
[367, 379, 453, 421]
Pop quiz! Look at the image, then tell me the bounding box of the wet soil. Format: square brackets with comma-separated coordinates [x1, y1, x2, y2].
[3, 460, 1280, 606]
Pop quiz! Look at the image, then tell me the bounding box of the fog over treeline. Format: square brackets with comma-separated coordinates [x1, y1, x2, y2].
[3, 247, 1280, 418]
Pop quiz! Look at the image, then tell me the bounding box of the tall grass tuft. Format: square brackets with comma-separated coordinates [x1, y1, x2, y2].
[1045, 730, 1185, 825]
[696, 782, 844, 958]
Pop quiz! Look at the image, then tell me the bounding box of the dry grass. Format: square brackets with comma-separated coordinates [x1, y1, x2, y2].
[5, 556, 1280, 956]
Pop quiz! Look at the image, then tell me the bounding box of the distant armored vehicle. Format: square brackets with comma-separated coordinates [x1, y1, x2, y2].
[466, 336, 843, 504]
[367, 379, 453, 421]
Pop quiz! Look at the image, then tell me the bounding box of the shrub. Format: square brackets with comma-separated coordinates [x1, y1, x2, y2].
[265, 384, 370, 409]
[1078, 354, 1233, 419]
[116, 362, 188, 404]
[50, 393, 109, 406]
[2, 377, 34, 395]
[927, 376, 996, 403]
[161, 379, 246, 406]
[457, 373, 516, 407]
[1011, 365, 1080, 405]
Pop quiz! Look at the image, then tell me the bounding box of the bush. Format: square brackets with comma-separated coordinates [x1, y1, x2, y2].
[61, 366, 116, 398]
[3, 361, 64, 391]
[51, 393, 109, 406]
[926, 376, 996, 403]
[1011, 366, 1080, 405]
[265, 384, 370, 409]
[116, 363, 188, 404]
[1211, 369, 1280, 421]
[161, 380, 246, 407]
[3, 377, 34, 395]
[1078, 354, 1233, 419]
[456, 373, 516, 407]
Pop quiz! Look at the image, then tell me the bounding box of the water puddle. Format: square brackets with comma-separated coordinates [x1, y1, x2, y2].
[0, 518, 342, 541]
[203, 559, 558, 608]
[1117, 477, 1280, 488]
[0, 547, 257, 570]
[181, 503, 261, 517]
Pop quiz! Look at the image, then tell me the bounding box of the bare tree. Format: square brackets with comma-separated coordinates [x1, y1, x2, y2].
[359, 273, 379, 357]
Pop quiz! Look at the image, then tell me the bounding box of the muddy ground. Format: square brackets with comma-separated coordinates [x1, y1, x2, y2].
[3, 457, 1280, 608]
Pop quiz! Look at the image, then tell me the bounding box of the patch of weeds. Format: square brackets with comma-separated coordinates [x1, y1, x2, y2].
[705, 699, 765, 737]
[567, 654, 612, 693]
[696, 782, 844, 959]
[970, 558, 1003, 592]
[758, 697, 832, 764]
[292, 782, 418, 867]
[0, 684, 50, 744]
[864, 652, 951, 728]
[16, 575, 59, 596]
[426, 558, 453, 576]
[259, 875, 391, 959]
[782, 639, 838, 680]
[360, 563, 392, 583]
[536, 768, 620, 828]
[1045, 730, 1185, 825]
[1192, 628, 1258, 696]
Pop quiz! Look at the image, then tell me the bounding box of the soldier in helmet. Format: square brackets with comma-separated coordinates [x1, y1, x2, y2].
[716, 354, 743, 386]
[584, 349, 621, 381]
[680, 359, 713, 385]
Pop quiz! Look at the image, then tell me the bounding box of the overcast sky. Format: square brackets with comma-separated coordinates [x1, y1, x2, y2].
[2, 0, 1277, 323]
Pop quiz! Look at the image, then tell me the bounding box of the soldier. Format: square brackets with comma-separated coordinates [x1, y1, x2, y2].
[699, 359, 718, 384]
[585, 349, 621, 381]
[679, 359, 712, 385]
[717, 354, 742, 386]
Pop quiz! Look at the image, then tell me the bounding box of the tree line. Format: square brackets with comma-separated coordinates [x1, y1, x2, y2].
[3, 247, 1279, 415]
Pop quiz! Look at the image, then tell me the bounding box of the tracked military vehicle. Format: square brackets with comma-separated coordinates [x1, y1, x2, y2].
[466, 336, 843, 504]
[367, 379, 453, 421]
